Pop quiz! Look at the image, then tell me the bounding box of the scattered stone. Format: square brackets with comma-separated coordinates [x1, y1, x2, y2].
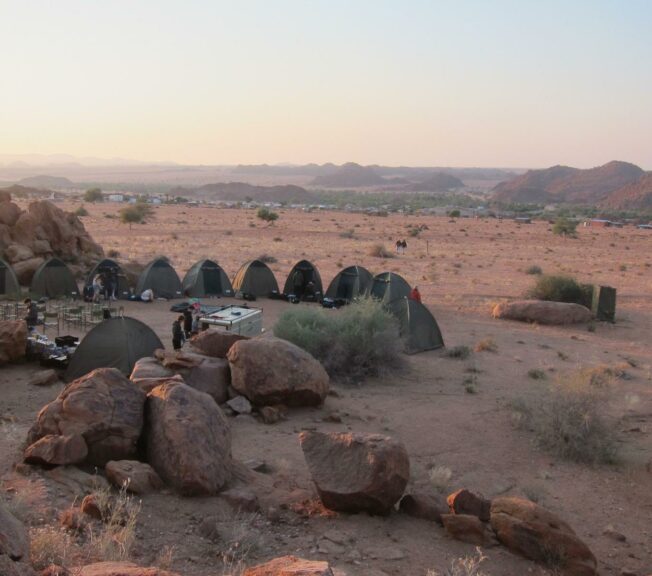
[220, 487, 259, 513]
[603, 525, 627, 542]
[28, 369, 60, 387]
[27, 368, 146, 466]
[490, 497, 597, 576]
[145, 382, 232, 495]
[300, 431, 410, 515]
[105, 460, 163, 494]
[259, 405, 287, 424]
[441, 513, 489, 545]
[447, 488, 491, 522]
[190, 330, 248, 358]
[227, 337, 329, 407]
[243, 555, 334, 576]
[492, 300, 593, 325]
[0, 501, 29, 560]
[227, 395, 252, 415]
[24, 434, 88, 466]
[0, 320, 27, 365]
[399, 493, 446, 524]
[75, 562, 180, 576]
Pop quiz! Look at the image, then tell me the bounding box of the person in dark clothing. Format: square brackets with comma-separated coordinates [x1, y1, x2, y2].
[172, 315, 185, 350]
[183, 307, 193, 338]
[24, 298, 38, 330]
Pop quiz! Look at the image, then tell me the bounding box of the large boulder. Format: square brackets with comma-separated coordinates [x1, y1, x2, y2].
[190, 330, 248, 358]
[183, 357, 230, 404]
[24, 434, 88, 466]
[105, 461, 163, 494]
[227, 338, 329, 407]
[300, 431, 410, 515]
[492, 300, 592, 325]
[0, 501, 30, 560]
[129, 357, 173, 382]
[145, 381, 232, 495]
[0, 321, 27, 365]
[0, 200, 21, 227]
[243, 556, 334, 576]
[75, 562, 180, 576]
[4, 244, 34, 264]
[447, 488, 491, 522]
[490, 497, 597, 576]
[27, 368, 146, 466]
[441, 513, 489, 545]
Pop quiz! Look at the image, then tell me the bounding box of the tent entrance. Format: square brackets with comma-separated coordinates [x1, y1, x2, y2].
[203, 267, 223, 294]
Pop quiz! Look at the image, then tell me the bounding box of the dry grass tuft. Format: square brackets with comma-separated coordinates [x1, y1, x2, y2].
[427, 548, 489, 576]
[428, 465, 452, 493]
[475, 338, 497, 353]
[368, 243, 394, 258]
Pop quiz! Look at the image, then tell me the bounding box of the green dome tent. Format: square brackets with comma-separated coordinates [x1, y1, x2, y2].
[387, 297, 444, 354]
[30, 258, 79, 299]
[232, 260, 279, 297]
[136, 257, 182, 299]
[283, 260, 323, 301]
[86, 258, 130, 299]
[65, 316, 163, 381]
[370, 272, 411, 304]
[325, 265, 373, 302]
[182, 259, 233, 297]
[0, 258, 20, 299]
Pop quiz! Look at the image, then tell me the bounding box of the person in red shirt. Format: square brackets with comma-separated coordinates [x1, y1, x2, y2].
[409, 286, 422, 303]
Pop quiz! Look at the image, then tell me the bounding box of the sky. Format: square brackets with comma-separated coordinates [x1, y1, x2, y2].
[0, 0, 651, 168]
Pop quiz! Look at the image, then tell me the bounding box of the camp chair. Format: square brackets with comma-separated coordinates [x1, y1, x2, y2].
[84, 304, 105, 328]
[63, 306, 84, 329]
[42, 311, 60, 335]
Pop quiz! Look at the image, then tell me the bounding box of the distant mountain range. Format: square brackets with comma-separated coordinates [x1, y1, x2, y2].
[405, 172, 464, 192]
[492, 161, 651, 209]
[18, 175, 76, 188]
[173, 182, 317, 204]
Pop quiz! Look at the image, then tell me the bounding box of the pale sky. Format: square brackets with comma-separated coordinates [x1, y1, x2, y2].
[0, 0, 650, 168]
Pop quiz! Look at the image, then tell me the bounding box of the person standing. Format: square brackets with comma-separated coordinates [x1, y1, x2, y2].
[23, 298, 39, 330]
[409, 285, 422, 303]
[183, 306, 193, 339]
[172, 314, 185, 350]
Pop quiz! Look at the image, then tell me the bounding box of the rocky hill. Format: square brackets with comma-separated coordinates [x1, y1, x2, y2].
[492, 161, 645, 205]
[600, 173, 652, 211]
[0, 190, 103, 284]
[406, 172, 464, 192]
[182, 182, 318, 204]
[18, 175, 76, 188]
[311, 163, 387, 188]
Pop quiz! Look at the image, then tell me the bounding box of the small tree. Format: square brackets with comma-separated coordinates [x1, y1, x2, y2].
[74, 205, 89, 217]
[257, 207, 279, 225]
[120, 202, 152, 229]
[84, 188, 103, 202]
[448, 209, 461, 218]
[552, 217, 578, 237]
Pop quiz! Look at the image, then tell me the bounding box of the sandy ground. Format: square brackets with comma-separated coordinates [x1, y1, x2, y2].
[1, 203, 651, 575]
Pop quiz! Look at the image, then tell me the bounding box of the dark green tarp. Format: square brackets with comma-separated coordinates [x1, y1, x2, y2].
[232, 260, 279, 297]
[65, 316, 163, 381]
[371, 272, 411, 304]
[325, 265, 373, 302]
[0, 258, 20, 298]
[30, 258, 79, 299]
[136, 257, 182, 299]
[387, 297, 444, 354]
[86, 259, 130, 299]
[283, 260, 323, 300]
[182, 259, 232, 297]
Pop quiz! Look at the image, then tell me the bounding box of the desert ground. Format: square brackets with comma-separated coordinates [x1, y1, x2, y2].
[1, 202, 651, 575]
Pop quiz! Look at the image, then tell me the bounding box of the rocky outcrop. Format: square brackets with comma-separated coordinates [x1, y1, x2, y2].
[300, 431, 410, 515]
[27, 368, 146, 466]
[227, 338, 329, 407]
[145, 381, 232, 495]
[24, 434, 88, 466]
[0, 320, 27, 365]
[490, 497, 597, 576]
[0, 192, 103, 284]
[243, 556, 334, 576]
[105, 461, 163, 494]
[189, 330, 248, 358]
[0, 501, 30, 560]
[492, 300, 592, 325]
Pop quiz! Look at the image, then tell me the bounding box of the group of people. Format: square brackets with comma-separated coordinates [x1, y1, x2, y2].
[395, 239, 408, 254]
[172, 302, 202, 350]
[90, 269, 120, 303]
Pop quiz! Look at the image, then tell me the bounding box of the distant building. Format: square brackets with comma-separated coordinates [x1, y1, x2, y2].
[514, 217, 532, 224]
[107, 194, 124, 202]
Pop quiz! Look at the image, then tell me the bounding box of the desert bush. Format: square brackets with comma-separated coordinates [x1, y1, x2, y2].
[257, 253, 277, 264]
[273, 237, 282, 242]
[120, 202, 152, 228]
[339, 229, 355, 239]
[527, 274, 585, 304]
[552, 217, 578, 237]
[257, 207, 279, 224]
[75, 205, 89, 217]
[428, 465, 452, 493]
[525, 264, 542, 275]
[444, 345, 471, 360]
[368, 243, 394, 258]
[475, 338, 497, 353]
[408, 227, 421, 238]
[427, 547, 488, 576]
[107, 249, 120, 258]
[527, 368, 546, 380]
[30, 525, 76, 570]
[274, 298, 403, 381]
[448, 209, 461, 218]
[83, 188, 103, 203]
[512, 370, 619, 465]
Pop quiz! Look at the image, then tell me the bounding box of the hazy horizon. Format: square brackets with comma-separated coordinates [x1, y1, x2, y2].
[1, 1, 651, 169]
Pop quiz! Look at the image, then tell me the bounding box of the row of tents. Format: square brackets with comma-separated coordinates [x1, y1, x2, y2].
[1, 256, 413, 304]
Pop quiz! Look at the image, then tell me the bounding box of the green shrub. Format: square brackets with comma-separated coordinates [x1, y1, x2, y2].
[527, 274, 585, 304]
[552, 217, 578, 237]
[74, 205, 89, 217]
[444, 345, 471, 360]
[84, 188, 103, 202]
[273, 298, 403, 381]
[257, 207, 279, 224]
[525, 265, 542, 275]
[448, 209, 461, 218]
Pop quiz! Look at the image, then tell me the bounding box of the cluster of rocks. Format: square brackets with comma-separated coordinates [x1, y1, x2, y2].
[0, 192, 103, 284]
[0, 320, 27, 365]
